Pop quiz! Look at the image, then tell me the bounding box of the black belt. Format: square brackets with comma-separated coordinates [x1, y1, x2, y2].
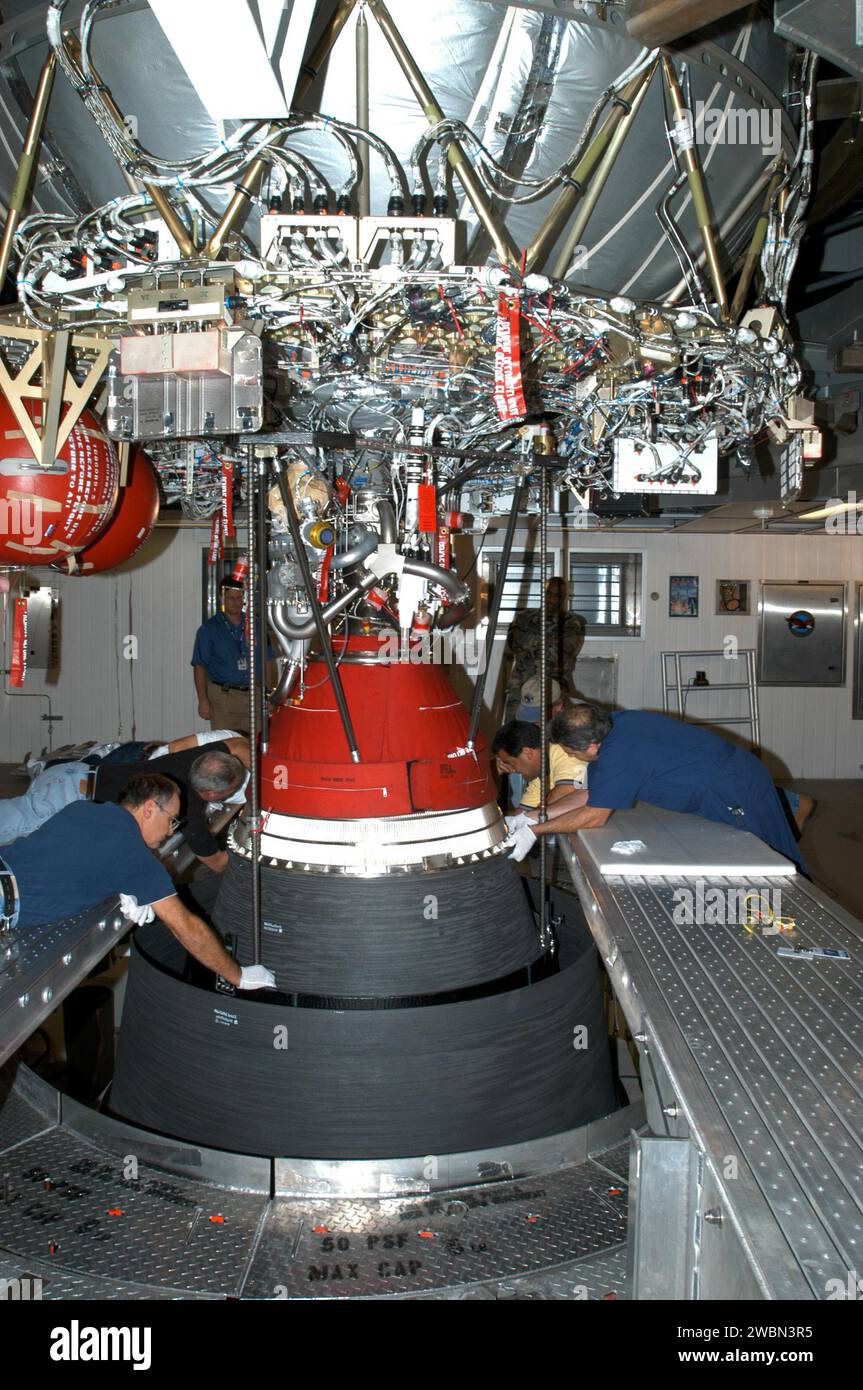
[189, 949, 559, 1008]
[0, 855, 20, 924]
[215, 683, 249, 693]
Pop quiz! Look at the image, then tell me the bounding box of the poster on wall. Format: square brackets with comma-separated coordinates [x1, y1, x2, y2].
[716, 580, 750, 615]
[669, 575, 699, 617]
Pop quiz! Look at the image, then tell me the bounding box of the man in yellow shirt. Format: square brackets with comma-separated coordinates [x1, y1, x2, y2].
[491, 720, 589, 819]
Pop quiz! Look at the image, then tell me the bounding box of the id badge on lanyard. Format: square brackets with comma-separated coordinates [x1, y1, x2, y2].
[225, 616, 248, 674]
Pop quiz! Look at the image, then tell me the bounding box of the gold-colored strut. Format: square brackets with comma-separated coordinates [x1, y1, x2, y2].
[206, 0, 360, 260]
[0, 52, 57, 292]
[526, 67, 653, 276]
[661, 54, 729, 319]
[730, 163, 785, 322]
[549, 59, 659, 281]
[62, 34, 197, 259]
[0, 323, 112, 467]
[365, 0, 520, 271]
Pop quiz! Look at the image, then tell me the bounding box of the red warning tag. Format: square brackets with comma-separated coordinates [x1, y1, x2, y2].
[494, 291, 526, 420]
[417, 483, 437, 534]
[9, 597, 27, 687]
[220, 456, 234, 538]
[207, 511, 223, 565]
[318, 543, 332, 602]
[436, 526, 450, 571]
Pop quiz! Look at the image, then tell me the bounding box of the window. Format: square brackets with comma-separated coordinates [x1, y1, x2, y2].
[569, 552, 643, 638]
[481, 549, 643, 639]
[483, 552, 556, 622]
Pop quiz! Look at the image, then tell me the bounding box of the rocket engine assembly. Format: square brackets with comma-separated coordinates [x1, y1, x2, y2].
[0, 1, 829, 1165]
[112, 482, 617, 1158]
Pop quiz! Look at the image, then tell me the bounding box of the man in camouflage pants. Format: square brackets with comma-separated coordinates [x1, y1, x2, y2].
[503, 577, 586, 723]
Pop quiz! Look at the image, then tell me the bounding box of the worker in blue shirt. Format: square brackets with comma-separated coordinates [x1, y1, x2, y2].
[506, 703, 804, 870]
[0, 772, 274, 990]
[192, 578, 274, 735]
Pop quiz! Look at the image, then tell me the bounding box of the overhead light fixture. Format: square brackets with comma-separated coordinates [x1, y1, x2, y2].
[797, 499, 863, 521]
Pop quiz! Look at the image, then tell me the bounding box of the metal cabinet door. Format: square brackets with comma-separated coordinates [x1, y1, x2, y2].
[758, 582, 846, 686]
[854, 584, 863, 718]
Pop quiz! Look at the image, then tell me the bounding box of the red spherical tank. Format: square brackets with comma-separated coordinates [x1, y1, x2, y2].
[58, 447, 160, 575]
[261, 635, 495, 820]
[0, 398, 119, 565]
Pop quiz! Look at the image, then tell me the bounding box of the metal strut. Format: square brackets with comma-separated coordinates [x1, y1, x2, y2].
[0, 50, 57, 291]
[245, 445, 263, 967]
[466, 480, 525, 751]
[256, 454, 270, 753]
[273, 459, 361, 763]
[539, 464, 550, 948]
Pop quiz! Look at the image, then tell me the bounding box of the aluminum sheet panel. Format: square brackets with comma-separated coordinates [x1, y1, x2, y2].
[580, 804, 796, 879]
[0, 901, 128, 1071]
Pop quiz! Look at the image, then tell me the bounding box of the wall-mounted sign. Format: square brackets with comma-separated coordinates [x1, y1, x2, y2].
[786, 609, 815, 637]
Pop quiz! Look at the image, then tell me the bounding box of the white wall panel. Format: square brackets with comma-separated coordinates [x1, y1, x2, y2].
[0, 526, 210, 763]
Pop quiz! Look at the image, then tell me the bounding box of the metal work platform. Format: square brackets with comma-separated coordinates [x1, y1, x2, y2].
[559, 806, 863, 1301]
[0, 901, 128, 1072]
[0, 1064, 637, 1300]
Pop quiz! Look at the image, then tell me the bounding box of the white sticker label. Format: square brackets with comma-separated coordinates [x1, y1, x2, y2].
[673, 111, 695, 150]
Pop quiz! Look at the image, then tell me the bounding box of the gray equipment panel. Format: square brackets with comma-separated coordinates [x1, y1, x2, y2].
[106, 333, 263, 440]
[21, 587, 58, 671]
[758, 581, 846, 686]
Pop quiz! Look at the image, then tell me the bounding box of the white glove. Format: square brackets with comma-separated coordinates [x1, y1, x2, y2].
[505, 812, 529, 834]
[119, 893, 155, 925]
[506, 820, 537, 862]
[238, 964, 277, 991]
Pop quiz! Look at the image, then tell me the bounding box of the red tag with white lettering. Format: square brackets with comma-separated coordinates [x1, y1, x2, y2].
[494, 291, 526, 420]
[208, 511, 223, 565]
[220, 457, 234, 538]
[9, 597, 27, 687]
[417, 483, 437, 534]
[318, 543, 332, 602]
[436, 526, 450, 571]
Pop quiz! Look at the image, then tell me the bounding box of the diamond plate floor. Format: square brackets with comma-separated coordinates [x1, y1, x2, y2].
[0, 1079, 633, 1300]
